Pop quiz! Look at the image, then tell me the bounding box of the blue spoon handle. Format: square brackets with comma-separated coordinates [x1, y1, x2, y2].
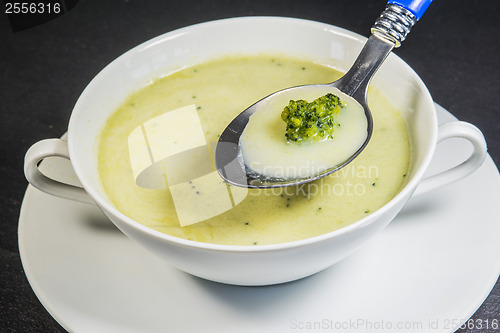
[388, 0, 433, 20]
[371, 0, 433, 47]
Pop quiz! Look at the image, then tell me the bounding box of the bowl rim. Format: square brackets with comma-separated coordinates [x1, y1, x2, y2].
[69, 16, 437, 253]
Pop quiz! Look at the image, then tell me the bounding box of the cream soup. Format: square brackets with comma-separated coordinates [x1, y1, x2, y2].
[240, 86, 368, 179]
[98, 55, 410, 245]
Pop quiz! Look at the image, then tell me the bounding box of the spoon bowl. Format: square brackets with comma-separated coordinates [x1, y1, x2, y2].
[216, 83, 373, 188]
[216, 0, 431, 188]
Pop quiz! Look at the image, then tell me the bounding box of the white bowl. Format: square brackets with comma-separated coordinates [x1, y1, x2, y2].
[24, 17, 487, 285]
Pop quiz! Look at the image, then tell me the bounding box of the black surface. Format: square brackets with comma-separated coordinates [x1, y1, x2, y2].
[1, 0, 499, 332]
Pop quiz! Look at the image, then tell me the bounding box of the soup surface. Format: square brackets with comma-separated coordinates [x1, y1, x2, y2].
[98, 55, 410, 245]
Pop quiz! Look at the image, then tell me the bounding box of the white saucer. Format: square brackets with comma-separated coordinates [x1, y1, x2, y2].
[19, 104, 500, 333]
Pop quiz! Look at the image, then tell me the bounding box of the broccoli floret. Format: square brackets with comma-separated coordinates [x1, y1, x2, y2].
[281, 93, 344, 143]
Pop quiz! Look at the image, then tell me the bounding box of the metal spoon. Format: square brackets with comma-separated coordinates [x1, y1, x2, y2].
[216, 0, 432, 188]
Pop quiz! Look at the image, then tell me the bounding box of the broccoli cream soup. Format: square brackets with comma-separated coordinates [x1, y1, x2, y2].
[240, 87, 368, 179]
[98, 55, 410, 245]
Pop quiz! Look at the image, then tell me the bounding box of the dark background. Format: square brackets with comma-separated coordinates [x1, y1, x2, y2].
[1, 0, 499, 332]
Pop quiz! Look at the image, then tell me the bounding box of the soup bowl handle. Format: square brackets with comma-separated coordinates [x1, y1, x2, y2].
[413, 121, 487, 196]
[24, 138, 94, 204]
